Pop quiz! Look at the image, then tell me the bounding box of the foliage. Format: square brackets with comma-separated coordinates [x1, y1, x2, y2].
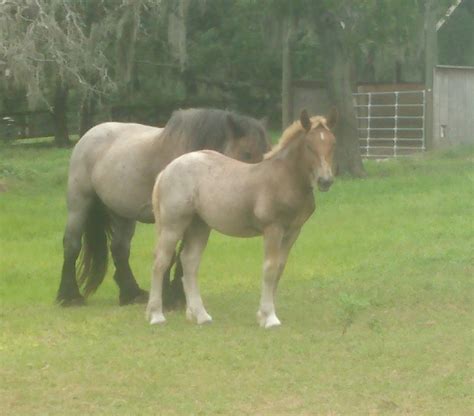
[337, 291, 370, 334]
[0, 1, 471, 129]
[439, 0, 474, 66]
[0, 0, 115, 108]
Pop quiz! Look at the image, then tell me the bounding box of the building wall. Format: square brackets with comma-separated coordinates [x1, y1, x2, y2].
[432, 66, 474, 148]
[291, 81, 329, 122]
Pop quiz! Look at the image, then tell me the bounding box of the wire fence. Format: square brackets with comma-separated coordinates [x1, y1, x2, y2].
[353, 90, 426, 158]
[2, 93, 427, 159]
[0, 105, 169, 142]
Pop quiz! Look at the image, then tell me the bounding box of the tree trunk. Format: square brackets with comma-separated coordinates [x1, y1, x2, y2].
[116, 1, 140, 97]
[424, 0, 438, 150]
[281, 14, 294, 129]
[79, 93, 97, 138]
[168, 0, 191, 99]
[168, 0, 190, 73]
[316, 13, 365, 177]
[52, 80, 70, 147]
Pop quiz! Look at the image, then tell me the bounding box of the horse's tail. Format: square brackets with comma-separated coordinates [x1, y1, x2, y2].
[77, 198, 111, 297]
[152, 171, 165, 231]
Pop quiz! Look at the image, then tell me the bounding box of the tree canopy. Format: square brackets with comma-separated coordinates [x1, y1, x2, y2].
[0, 0, 471, 170]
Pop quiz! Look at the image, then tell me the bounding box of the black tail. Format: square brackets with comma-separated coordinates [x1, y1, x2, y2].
[77, 198, 111, 297]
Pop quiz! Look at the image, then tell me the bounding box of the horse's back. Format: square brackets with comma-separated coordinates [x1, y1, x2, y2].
[69, 121, 163, 181]
[67, 122, 164, 221]
[156, 151, 261, 237]
[73, 122, 162, 159]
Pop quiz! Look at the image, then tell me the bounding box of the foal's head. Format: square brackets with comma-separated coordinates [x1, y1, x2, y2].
[300, 108, 337, 192]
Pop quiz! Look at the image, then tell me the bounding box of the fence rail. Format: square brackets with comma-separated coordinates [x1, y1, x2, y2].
[353, 90, 426, 159]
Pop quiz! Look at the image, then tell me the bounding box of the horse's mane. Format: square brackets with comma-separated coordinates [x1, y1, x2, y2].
[264, 116, 329, 159]
[159, 108, 268, 153]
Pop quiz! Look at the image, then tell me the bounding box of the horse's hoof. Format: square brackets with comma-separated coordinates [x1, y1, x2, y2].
[257, 311, 281, 328]
[197, 313, 213, 325]
[264, 315, 281, 329]
[120, 289, 149, 306]
[57, 295, 85, 307]
[186, 307, 212, 324]
[150, 312, 166, 325]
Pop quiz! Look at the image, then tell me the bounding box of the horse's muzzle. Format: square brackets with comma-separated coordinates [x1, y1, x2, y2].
[317, 177, 333, 192]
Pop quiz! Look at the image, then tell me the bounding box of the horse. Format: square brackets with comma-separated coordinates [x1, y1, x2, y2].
[56, 108, 270, 307]
[146, 108, 337, 328]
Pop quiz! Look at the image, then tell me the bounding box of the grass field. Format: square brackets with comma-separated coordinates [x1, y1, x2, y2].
[1, 140, 473, 415]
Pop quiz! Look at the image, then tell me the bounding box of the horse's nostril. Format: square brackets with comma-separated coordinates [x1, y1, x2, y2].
[318, 177, 333, 189]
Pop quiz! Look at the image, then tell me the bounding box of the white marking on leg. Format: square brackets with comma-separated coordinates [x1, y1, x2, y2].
[196, 310, 213, 325]
[264, 313, 281, 329]
[185, 304, 212, 324]
[257, 310, 281, 328]
[150, 312, 166, 325]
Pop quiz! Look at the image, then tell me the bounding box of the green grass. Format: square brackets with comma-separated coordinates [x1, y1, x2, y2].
[1, 142, 473, 415]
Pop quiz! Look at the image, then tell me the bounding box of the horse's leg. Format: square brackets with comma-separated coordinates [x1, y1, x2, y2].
[257, 226, 284, 328]
[109, 214, 148, 305]
[180, 219, 212, 325]
[146, 227, 184, 324]
[57, 197, 92, 306]
[274, 228, 301, 297]
[257, 226, 301, 328]
[162, 241, 187, 311]
[257, 225, 285, 328]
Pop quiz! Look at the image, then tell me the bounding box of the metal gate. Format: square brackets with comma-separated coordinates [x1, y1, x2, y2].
[353, 90, 426, 158]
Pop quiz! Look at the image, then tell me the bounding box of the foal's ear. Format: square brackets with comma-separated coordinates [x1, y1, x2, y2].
[300, 110, 311, 132]
[227, 114, 244, 138]
[326, 107, 338, 130]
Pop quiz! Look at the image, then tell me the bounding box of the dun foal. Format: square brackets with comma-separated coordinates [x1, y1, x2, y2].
[147, 109, 337, 328]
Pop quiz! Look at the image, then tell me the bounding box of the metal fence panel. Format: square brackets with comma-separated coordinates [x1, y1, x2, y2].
[353, 90, 426, 159]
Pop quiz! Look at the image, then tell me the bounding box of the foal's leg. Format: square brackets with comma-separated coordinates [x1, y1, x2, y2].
[57, 195, 92, 306]
[162, 241, 186, 311]
[274, 228, 301, 298]
[257, 226, 301, 328]
[180, 219, 212, 324]
[146, 227, 184, 324]
[109, 214, 148, 305]
[257, 226, 284, 328]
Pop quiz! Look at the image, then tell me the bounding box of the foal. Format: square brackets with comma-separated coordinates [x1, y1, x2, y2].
[146, 109, 337, 328]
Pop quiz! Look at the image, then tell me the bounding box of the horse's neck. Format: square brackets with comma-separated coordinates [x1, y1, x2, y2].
[150, 129, 186, 172]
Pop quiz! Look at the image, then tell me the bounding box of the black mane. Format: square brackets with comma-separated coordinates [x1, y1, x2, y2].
[159, 108, 268, 153]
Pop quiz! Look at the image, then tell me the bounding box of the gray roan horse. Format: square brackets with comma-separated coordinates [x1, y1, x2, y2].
[56, 108, 270, 306]
[146, 109, 337, 328]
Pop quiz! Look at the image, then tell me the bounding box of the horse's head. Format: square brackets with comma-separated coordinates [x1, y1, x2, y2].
[222, 114, 271, 163]
[300, 108, 337, 192]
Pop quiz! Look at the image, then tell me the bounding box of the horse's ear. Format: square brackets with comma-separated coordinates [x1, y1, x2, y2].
[300, 110, 311, 132]
[326, 107, 338, 130]
[227, 114, 244, 138]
